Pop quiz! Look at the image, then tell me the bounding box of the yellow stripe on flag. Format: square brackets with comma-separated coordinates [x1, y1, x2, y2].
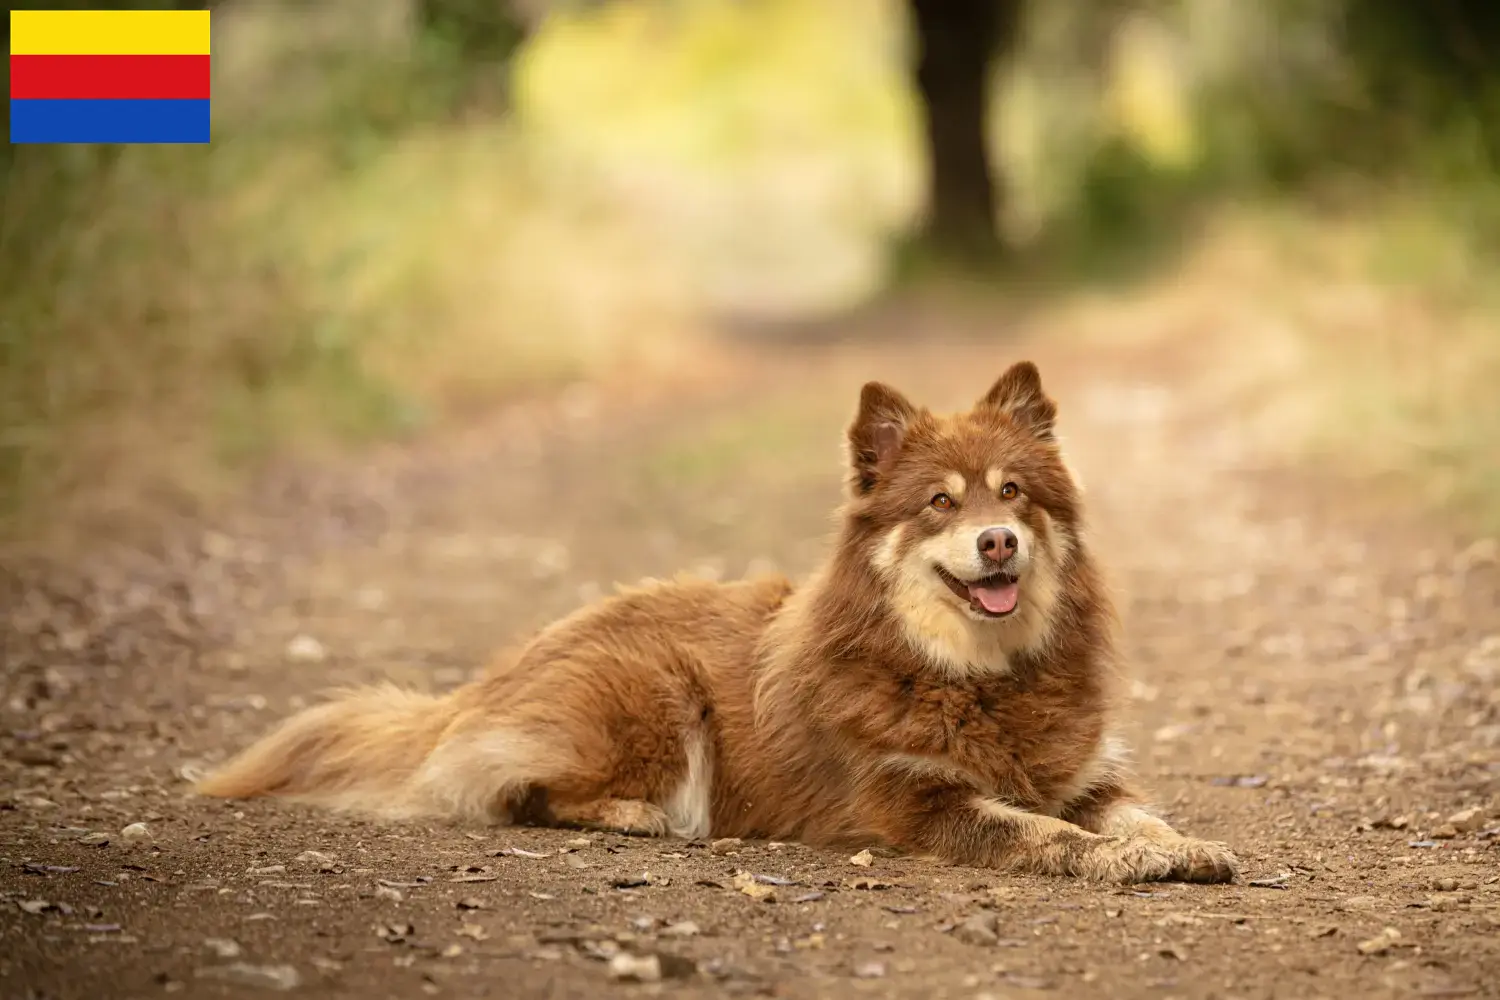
[10, 10, 211, 56]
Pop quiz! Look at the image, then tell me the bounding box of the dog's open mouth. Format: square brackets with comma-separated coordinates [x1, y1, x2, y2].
[935, 566, 1020, 618]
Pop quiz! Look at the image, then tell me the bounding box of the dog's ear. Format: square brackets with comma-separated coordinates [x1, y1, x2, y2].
[978, 361, 1056, 440]
[847, 381, 916, 495]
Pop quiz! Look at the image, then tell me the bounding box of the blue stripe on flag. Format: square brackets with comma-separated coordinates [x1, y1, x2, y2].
[10, 99, 210, 144]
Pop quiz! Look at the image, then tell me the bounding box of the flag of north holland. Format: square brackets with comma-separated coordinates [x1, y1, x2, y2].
[10, 9, 211, 144]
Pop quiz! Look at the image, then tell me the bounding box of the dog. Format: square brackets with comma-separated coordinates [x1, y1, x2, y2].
[198, 361, 1239, 883]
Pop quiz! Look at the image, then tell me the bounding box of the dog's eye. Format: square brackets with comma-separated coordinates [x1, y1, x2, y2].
[1000, 482, 1019, 500]
[930, 493, 954, 510]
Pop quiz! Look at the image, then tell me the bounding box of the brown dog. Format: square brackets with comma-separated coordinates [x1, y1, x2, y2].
[199, 362, 1239, 883]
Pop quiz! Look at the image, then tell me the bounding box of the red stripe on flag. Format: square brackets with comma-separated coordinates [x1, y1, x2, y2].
[10, 55, 210, 101]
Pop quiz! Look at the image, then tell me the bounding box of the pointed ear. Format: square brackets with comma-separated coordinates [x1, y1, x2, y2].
[978, 361, 1057, 440]
[847, 381, 917, 495]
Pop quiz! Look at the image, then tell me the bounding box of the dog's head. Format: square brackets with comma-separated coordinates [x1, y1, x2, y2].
[842, 361, 1082, 676]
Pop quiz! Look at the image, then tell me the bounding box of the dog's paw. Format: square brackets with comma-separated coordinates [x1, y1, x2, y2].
[1084, 836, 1177, 883]
[1083, 835, 1239, 884]
[1162, 837, 1239, 883]
[596, 799, 671, 837]
[1093, 835, 1238, 884]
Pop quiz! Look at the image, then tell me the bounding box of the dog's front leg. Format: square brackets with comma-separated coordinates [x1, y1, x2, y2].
[1059, 781, 1239, 883]
[866, 782, 1227, 883]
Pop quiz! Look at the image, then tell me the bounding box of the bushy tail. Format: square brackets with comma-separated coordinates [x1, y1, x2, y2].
[196, 684, 459, 816]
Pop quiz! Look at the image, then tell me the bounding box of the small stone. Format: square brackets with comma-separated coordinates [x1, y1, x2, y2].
[710, 838, 743, 856]
[440, 944, 463, 958]
[119, 822, 151, 844]
[607, 954, 662, 983]
[194, 963, 301, 991]
[455, 897, 485, 910]
[284, 635, 326, 663]
[373, 885, 403, 903]
[18, 899, 52, 915]
[853, 960, 887, 979]
[1446, 807, 1486, 833]
[849, 849, 874, 867]
[954, 912, 1000, 947]
[1431, 824, 1460, 840]
[1356, 927, 1402, 956]
[247, 864, 286, 876]
[203, 938, 242, 959]
[661, 920, 700, 938]
[78, 832, 110, 847]
[293, 850, 336, 869]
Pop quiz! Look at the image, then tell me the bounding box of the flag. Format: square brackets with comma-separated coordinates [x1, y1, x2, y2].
[10, 10, 211, 144]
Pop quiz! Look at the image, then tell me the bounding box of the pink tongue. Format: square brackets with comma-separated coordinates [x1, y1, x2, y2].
[969, 580, 1019, 615]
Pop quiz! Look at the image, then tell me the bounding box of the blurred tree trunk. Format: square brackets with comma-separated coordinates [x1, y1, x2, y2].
[416, 0, 530, 62]
[909, 0, 1022, 259]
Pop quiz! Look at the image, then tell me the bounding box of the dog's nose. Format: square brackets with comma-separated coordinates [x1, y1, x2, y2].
[977, 526, 1018, 563]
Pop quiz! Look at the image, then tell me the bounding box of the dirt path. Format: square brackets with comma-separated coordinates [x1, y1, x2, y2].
[3, 309, 1498, 1000]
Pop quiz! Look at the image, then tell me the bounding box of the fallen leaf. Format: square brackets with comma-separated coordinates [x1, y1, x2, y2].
[376, 922, 415, 944]
[953, 912, 999, 946]
[843, 878, 893, 891]
[1210, 775, 1269, 788]
[607, 953, 662, 983]
[1357, 927, 1402, 956]
[751, 873, 797, 886]
[1248, 873, 1291, 889]
[1003, 974, 1056, 990]
[204, 938, 242, 958]
[731, 871, 776, 902]
[194, 963, 301, 991]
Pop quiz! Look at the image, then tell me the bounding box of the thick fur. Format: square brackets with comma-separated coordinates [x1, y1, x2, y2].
[198, 362, 1239, 884]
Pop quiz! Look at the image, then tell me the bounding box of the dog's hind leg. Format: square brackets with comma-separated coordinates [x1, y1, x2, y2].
[542, 798, 672, 837]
